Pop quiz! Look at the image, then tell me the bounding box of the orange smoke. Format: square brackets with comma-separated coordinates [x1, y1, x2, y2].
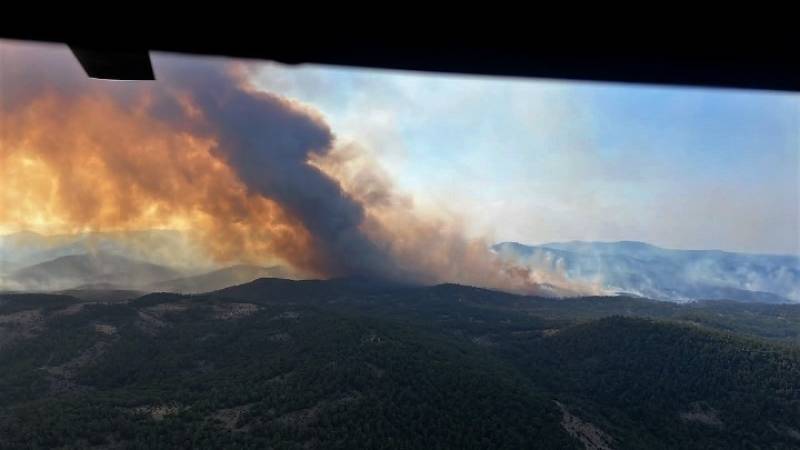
[1, 40, 602, 296]
[1, 78, 321, 275]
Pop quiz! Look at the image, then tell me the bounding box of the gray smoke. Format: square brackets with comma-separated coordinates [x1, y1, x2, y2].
[150, 57, 396, 277]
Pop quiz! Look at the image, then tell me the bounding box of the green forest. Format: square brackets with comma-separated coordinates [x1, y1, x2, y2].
[1, 279, 799, 449]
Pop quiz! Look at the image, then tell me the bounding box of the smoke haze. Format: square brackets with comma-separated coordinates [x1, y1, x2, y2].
[1, 40, 588, 295]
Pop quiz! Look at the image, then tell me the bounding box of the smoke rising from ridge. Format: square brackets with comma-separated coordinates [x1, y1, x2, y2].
[1, 40, 597, 295]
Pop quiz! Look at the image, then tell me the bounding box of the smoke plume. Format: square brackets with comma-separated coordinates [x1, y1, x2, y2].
[1, 40, 597, 295]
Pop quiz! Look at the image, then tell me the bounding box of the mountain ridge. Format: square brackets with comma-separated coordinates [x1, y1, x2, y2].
[493, 240, 800, 303]
[150, 264, 294, 294]
[7, 252, 181, 291]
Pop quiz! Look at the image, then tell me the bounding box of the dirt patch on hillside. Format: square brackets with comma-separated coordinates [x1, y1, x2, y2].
[209, 403, 256, 431]
[213, 302, 259, 320]
[471, 334, 495, 347]
[360, 332, 384, 345]
[268, 332, 292, 343]
[94, 324, 118, 335]
[135, 311, 168, 336]
[131, 404, 185, 421]
[679, 402, 723, 428]
[556, 401, 615, 450]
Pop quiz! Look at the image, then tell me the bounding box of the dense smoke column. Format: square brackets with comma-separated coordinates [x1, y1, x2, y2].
[152, 58, 397, 278]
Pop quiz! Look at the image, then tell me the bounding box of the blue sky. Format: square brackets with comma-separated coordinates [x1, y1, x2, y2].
[252, 63, 799, 255]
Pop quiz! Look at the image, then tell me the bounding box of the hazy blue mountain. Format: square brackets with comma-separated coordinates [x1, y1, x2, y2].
[150, 264, 295, 294]
[492, 241, 800, 303]
[7, 252, 181, 291]
[0, 230, 209, 274]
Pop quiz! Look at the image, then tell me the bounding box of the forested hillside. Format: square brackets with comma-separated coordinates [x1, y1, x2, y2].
[1, 279, 799, 449]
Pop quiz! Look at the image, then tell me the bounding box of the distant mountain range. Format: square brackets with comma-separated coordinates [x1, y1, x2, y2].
[3, 231, 798, 304]
[493, 241, 800, 303]
[151, 265, 294, 294]
[6, 253, 182, 291]
[0, 230, 209, 273]
[1, 252, 294, 294]
[0, 231, 296, 293]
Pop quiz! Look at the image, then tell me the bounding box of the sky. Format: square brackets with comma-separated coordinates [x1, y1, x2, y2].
[252, 61, 800, 255]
